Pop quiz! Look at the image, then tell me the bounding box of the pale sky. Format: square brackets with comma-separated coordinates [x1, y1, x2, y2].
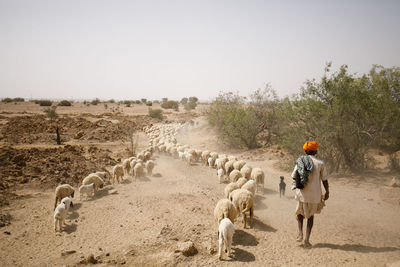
[1, 0, 399, 101]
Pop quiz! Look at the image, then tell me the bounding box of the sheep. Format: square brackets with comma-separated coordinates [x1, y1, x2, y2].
[217, 168, 225, 184]
[250, 167, 265, 194]
[209, 152, 218, 167]
[208, 157, 213, 168]
[214, 199, 237, 225]
[215, 157, 228, 170]
[145, 160, 155, 176]
[137, 153, 145, 161]
[54, 184, 74, 209]
[218, 218, 235, 260]
[134, 162, 144, 180]
[178, 151, 186, 161]
[233, 160, 246, 171]
[224, 160, 235, 175]
[122, 158, 131, 176]
[229, 170, 243, 183]
[112, 164, 124, 183]
[186, 153, 195, 165]
[79, 183, 95, 200]
[241, 180, 256, 196]
[240, 165, 252, 179]
[224, 182, 239, 198]
[82, 174, 104, 191]
[201, 150, 210, 165]
[95, 171, 109, 182]
[54, 197, 73, 232]
[235, 177, 248, 188]
[144, 151, 152, 161]
[229, 189, 254, 228]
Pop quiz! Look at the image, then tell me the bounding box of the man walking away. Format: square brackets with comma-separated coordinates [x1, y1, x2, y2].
[291, 141, 329, 248]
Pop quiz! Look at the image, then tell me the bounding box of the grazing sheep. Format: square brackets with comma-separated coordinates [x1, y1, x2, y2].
[95, 171, 109, 182]
[186, 153, 195, 165]
[241, 180, 256, 196]
[137, 153, 145, 161]
[217, 168, 225, 184]
[214, 199, 237, 225]
[240, 165, 252, 179]
[229, 189, 254, 228]
[82, 174, 104, 191]
[215, 157, 228, 170]
[144, 151, 152, 161]
[54, 197, 73, 232]
[236, 177, 248, 188]
[112, 164, 124, 183]
[122, 158, 131, 176]
[218, 218, 235, 260]
[79, 183, 95, 200]
[145, 160, 155, 176]
[224, 182, 239, 198]
[233, 160, 246, 171]
[54, 184, 75, 209]
[229, 170, 243, 183]
[134, 162, 144, 180]
[209, 152, 218, 168]
[250, 167, 265, 194]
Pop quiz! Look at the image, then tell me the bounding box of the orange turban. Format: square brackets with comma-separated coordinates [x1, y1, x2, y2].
[303, 141, 318, 151]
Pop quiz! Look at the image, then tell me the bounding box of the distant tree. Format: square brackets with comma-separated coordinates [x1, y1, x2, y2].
[146, 101, 152, 106]
[39, 100, 52, 106]
[91, 98, 100, 105]
[141, 98, 147, 104]
[13, 97, 25, 102]
[189, 96, 198, 103]
[161, 100, 179, 111]
[180, 97, 188, 104]
[153, 100, 160, 104]
[161, 97, 168, 103]
[58, 100, 72, 106]
[135, 100, 141, 104]
[2, 98, 12, 103]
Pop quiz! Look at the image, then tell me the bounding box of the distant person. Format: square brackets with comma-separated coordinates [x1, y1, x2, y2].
[279, 176, 286, 197]
[291, 141, 329, 248]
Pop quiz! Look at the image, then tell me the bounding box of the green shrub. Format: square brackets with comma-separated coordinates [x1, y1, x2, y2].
[58, 100, 72, 106]
[107, 99, 115, 103]
[184, 100, 197, 111]
[91, 98, 100, 105]
[2, 98, 12, 103]
[180, 97, 188, 104]
[161, 100, 179, 110]
[43, 106, 58, 120]
[135, 100, 141, 104]
[146, 101, 152, 106]
[39, 100, 52, 106]
[148, 108, 163, 119]
[13, 97, 25, 102]
[141, 98, 147, 104]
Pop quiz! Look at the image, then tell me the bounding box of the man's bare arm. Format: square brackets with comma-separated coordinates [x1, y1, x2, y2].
[323, 180, 329, 200]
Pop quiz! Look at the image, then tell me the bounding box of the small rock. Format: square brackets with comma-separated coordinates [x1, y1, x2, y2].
[106, 252, 110, 256]
[61, 250, 76, 256]
[109, 189, 118, 194]
[87, 254, 97, 264]
[4, 231, 11, 235]
[389, 177, 400, 188]
[175, 241, 198, 256]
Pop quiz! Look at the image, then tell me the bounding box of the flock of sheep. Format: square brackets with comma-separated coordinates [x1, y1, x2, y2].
[53, 121, 266, 260]
[144, 122, 265, 260]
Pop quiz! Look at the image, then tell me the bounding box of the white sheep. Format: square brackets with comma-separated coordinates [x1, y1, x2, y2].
[224, 182, 239, 198]
[207, 157, 213, 168]
[95, 171, 109, 182]
[241, 180, 256, 196]
[224, 160, 235, 175]
[214, 199, 237, 225]
[112, 164, 124, 183]
[240, 165, 252, 179]
[134, 162, 144, 180]
[235, 177, 248, 188]
[145, 160, 155, 176]
[79, 183, 95, 200]
[215, 157, 228, 170]
[201, 150, 211, 165]
[229, 188, 254, 228]
[122, 158, 131, 176]
[233, 160, 246, 171]
[186, 153, 195, 165]
[82, 174, 104, 191]
[54, 197, 73, 232]
[218, 218, 235, 260]
[250, 167, 265, 194]
[229, 170, 243, 183]
[54, 184, 75, 209]
[217, 168, 225, 184]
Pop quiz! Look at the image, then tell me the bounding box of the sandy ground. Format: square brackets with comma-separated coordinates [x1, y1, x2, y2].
[0, 103, 400, 266]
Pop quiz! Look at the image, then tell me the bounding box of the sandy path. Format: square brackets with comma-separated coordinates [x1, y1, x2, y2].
[1, 150, 400, 266]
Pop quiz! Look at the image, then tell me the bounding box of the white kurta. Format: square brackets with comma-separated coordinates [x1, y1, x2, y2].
[291, 155, 328, 204]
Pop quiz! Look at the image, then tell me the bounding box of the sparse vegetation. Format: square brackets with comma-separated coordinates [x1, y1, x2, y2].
[43, 106, 58, 121]
[58, 100, 72, 106]
[135, 100, 141, 104]
[39, 100, 52, 106]
[1, 98, 12, 103]
[161, 100, 179, 111]
[91, 98, 101, 105]
[180, 97, 188, 104]
[141, 98, 147, 104]
[148, 108, 163, 119]
[146, 101, 152, 106]
[183, 96, 198, 111]
[13, 98, 25, 102]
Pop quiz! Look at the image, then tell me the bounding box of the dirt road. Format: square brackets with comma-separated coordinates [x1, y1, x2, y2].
[1, 150, 400, 266]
